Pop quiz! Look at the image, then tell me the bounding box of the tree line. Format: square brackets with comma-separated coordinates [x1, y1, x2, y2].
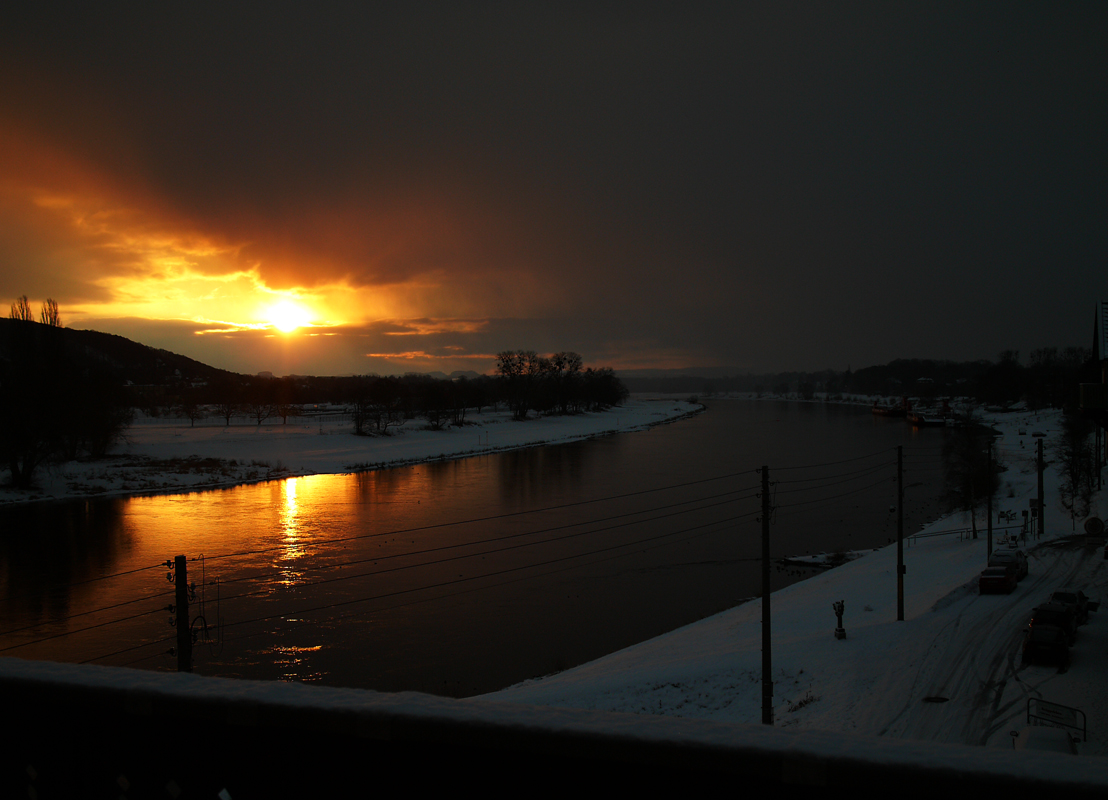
[624, 349, 1097, 410]
[162, 350, 628, 436]
[494, 350, 628, 421]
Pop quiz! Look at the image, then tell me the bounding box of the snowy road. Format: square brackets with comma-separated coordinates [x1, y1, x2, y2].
[879, 538, 1104, 746]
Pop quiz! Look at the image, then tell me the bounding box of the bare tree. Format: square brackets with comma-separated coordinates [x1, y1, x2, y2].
[496, 350, 543, 420]
[349, 376, 405, 435]
[39, 298, 61, 327]
[177, 396, 207, 427]
[1056, 411, 1096, 519]
[244, 379, 276, 426]
[9, 295, 32, 321]
[942, 408, 1001, 538]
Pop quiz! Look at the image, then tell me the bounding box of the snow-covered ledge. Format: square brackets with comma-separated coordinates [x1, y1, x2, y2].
[2, 658, 1104, 797]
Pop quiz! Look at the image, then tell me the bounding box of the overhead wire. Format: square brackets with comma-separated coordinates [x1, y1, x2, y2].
[213, 485, 760, 592]
[1, 477, 762, 654]
[6, 433, 960, 665]
[772, 461, 892, 494]
[0, 560, 171, 605]
[213, 506, 764, 641]
[772, 458, 894, 484]
[212, 491, 757, 605]
[198, 470, 763, 566]
[773, 477, 893, 511]
[0, 604, 167, 654]
[0, 586, 175, 638]
[771, 448, 890, 471]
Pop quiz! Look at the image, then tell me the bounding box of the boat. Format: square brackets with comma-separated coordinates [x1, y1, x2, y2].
[871, 399, 907, 417]
[907, 410, 946, 427]
[907, 399, 951, 427]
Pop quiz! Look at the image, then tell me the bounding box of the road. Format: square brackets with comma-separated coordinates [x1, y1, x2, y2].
[877, 536, 1108, 751]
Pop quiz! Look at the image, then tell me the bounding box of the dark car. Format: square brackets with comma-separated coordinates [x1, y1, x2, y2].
[1029, 602, 1078, 645]
[988, 548, 1028, 580]
[1047, 589, 1098, 626]
[979, 566, 1017, 594]
[1022, 624, 1070, 670]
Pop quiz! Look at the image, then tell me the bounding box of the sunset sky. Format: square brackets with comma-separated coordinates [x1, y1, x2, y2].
[2, 4, 1105, 377]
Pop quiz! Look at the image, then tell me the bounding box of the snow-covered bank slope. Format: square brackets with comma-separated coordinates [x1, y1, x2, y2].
[488, 409, 1108, 756]
[1, 398, 698, 505]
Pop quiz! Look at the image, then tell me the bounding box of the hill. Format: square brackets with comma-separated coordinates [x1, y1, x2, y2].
[0, 318, 235, 387]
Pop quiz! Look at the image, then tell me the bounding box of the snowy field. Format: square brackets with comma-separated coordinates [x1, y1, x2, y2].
[0, 398, 699, 505]
[487, 407, 1108, 757]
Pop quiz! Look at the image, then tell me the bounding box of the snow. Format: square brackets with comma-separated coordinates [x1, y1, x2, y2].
[486, 407, 1108, 758]
[0, 398, 699, 505]
[3, 398, 1107, 777]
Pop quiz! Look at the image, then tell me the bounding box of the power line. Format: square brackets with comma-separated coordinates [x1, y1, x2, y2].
[0, 604, 167, 654]
[214, 493, 756, 605]
[774, 477, 892, 511]
[773, 461, 892, 493]
[214, 486, 760, 591]
[0, 561, 169, 605]
[215, 507, 763, 639]
[772, 448, 890, 471]
[200, 470, 762, 566]
[0, 586, 174, 638]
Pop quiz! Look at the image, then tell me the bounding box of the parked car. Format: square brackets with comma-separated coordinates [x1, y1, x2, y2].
[988, 548, 1028, 580]
[1022, 624, 1070, 670]
[979, 566, 1017, 594]
[1029, 602, 1078, 645]
[1047, 589, 1098, 626]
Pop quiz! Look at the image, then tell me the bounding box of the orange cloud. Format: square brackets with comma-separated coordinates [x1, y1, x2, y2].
[364, 351, 497, 361]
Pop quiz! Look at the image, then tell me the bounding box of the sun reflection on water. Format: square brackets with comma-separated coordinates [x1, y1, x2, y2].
[276, 477, 306, 585]
[269, 643, 325, 682]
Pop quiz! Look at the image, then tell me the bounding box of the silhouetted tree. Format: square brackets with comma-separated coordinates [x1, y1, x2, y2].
[1056, 410, 1096, 519]
[9, 295, 32, 322]
[274, 378, 303, 424]
[244, 379, 276, 425]
[39, 299, 61, 327]
[177, 391, 207, 427]
[496, 350, 543, 420]
[942, 410, 1001, 538]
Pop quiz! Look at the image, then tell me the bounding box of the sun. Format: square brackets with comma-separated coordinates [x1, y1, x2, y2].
[267, 300, 313, 333]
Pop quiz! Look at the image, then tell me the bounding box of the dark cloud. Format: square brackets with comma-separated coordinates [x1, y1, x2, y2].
[3, 4, 1106, 372]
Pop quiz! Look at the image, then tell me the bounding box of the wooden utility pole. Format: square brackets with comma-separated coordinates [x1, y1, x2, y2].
[1037, 437, 1045, 539]
[987, 439, 993, 558]
[761, 466, 773, 726]
[174, 555, 193, 673]
[897, 446, 904, 622]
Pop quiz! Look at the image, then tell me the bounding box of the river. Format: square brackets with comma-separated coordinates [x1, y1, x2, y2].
[0, 399, 949, 697]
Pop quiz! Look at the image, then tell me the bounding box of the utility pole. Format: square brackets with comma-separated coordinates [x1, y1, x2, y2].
[1037, 437, 1045, 539]
[761, 465, 773, 726]
[173, 555, 193, 673]
[987, 439, 993, 558]
[897, 446, 904, 622]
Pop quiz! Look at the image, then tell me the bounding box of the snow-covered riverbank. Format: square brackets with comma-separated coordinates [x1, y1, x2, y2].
[7, 396, 1106, 762]
[487, 407, 1108, 756]
[0, 398, 699, 505]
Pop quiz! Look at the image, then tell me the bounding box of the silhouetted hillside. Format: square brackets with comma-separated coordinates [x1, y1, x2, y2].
[0, 319, 235, 387]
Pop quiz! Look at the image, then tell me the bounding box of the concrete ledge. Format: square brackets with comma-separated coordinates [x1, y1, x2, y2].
[3, 658, 1105, 797]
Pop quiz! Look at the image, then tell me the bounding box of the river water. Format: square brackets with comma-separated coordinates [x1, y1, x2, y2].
[0, 400, 949, 696]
